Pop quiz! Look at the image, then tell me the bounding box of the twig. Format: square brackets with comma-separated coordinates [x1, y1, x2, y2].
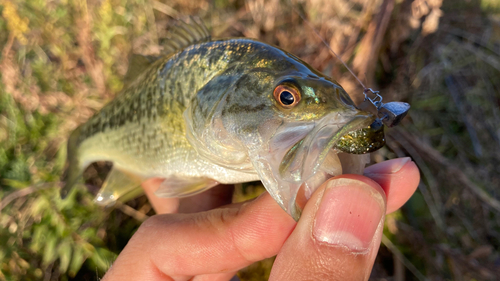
[442, 25, 500, 58]
[394, 248, 405, 281]
[145, 0, 158, 46]
[0, 183, 58, 212]
[394, 129, 500, 212]
[151, 0, 179, 17]
[291, 5, 366, 89]
[387, 133, 446, 231]
[437, 244, 499, 279]
[76, 0, 106, 95]
[115, 201, 149, 222]
[0, 34, 15, 62]
[382, 235, 428, 281]
[463, 43, 500, 72]
[43, 261, 54, 281]
[341, 1, 376, 63]
[352, 0, 395, 85]
[445, 75, 483, 157]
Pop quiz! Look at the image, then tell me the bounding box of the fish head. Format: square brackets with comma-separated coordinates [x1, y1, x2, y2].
[186, 57, 384, 221]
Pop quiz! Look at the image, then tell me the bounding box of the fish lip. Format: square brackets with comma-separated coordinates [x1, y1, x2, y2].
[278, 111, 374, 183]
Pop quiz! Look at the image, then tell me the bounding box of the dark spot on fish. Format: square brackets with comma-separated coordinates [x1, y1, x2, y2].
[225, 103, 266, 114]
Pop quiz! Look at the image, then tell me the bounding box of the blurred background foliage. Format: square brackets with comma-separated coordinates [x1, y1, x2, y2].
[0, 0, 499, 280]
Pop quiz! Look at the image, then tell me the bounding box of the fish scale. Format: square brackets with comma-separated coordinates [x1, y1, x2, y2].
[69, 40, 272, 178]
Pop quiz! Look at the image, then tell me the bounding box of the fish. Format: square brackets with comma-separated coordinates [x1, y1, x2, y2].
[61, 19, 387, 220]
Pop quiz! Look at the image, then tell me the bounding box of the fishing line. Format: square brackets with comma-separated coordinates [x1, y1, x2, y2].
[288, 3, 410, 128]
[289, 4, 367, 90]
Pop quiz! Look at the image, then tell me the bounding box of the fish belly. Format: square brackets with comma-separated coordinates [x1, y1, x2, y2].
[77, 117, 259, 193]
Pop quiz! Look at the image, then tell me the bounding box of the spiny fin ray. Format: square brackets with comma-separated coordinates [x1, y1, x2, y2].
[161, 16, 211, 55]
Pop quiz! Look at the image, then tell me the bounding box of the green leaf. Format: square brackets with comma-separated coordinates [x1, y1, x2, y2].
[30, 224, 48, 252]
[30, 196, 50, 216]
[57, 239, 72, 273]
[68, 244, 86, 277]
[2, 179, 30, 189]
[89, 247, 116, 272]
[42, 234, 58, 265]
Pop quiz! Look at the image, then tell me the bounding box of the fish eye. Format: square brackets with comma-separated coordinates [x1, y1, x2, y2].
[273, 84, 301, 108]
[280, 90, 294, 105]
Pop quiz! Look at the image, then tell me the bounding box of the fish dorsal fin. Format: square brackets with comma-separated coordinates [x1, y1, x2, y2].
[123, 17, 211, 87]
[123, 54, 159, 85]
[122, 18, 211, 86]
[160, 17, 211, 55]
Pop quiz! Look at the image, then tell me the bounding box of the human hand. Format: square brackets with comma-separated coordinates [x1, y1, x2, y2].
[102, 157, 419, 281]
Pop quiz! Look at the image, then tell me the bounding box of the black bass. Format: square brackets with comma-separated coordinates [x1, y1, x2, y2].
[62, 20, 386, 220]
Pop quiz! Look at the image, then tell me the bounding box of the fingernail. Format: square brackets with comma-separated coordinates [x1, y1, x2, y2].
[364, 157, 411, 175]
[313, 178, 385, 252]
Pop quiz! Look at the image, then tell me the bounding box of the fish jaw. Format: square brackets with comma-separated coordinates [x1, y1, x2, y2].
[249, 146, 370, 221]
[277, 111, 373, 183]
[243, 110, 375, 220]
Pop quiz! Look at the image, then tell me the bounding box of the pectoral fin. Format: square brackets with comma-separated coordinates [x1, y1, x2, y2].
[154, 176, 218, 198]
[94, 167, 145, 206]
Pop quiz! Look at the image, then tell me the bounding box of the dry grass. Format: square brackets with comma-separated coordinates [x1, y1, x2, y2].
[1, 0, 499, 280]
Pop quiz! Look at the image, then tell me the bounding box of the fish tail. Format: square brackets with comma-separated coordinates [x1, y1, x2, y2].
[60, 126, 83, 199]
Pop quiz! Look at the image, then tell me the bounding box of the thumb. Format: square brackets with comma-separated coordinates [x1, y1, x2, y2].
[270, 175, 386, 281]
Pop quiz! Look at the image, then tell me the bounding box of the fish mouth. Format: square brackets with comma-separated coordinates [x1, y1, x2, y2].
[278, 112, 375, 184]
[249, 111, 377, 220]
